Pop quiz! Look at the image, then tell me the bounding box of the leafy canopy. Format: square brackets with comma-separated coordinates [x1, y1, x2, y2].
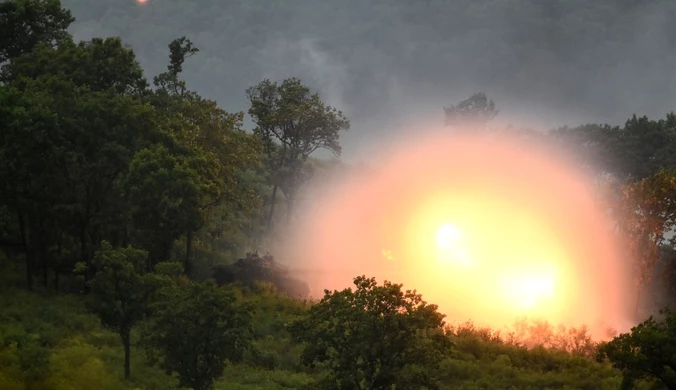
[291, 275, 451, 390]
[0, 0, 74, 64]
[144, 281, 253, 390]
[599, 309, 676, 390]
[247, 77, 350, 224]
[84, 241, 170, 379]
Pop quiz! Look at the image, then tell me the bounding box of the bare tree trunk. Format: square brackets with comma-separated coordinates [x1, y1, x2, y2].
[267, 185, 279, 229]
[42, 253, 48, 287]
[54, 233, 62, 291]
[17, 208, 32, 291]
[80, 225, 90, 293]
[40, 227, 48, 288]
[185, 230, 192, 275]
[121, 330, 131, 380]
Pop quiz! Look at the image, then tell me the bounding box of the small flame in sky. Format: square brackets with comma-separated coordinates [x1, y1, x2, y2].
[381, 249, 394, 261]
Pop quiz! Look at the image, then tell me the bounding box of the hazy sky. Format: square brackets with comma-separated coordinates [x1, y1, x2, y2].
[62, 0, 676, 160]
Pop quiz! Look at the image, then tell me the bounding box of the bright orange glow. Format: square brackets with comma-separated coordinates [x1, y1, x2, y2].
[435, 223, 462, 251]
[500, 267, 556, 310]
[280, 129, 634, 339]
[435, 223, 472, 266]
[381, 249, 394, 261]
[137, 0, 148, 4]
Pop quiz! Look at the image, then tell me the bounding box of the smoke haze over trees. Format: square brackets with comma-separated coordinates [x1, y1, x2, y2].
[60, 0, 676, 159]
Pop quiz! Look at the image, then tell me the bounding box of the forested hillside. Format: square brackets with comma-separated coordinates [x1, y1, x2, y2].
[4, 1, 676, 389]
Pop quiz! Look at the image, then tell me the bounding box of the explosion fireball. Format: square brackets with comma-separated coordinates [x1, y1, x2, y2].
[282, 129, 633, 338]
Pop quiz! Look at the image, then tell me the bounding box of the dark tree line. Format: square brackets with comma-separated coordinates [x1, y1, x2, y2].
[0, 0, 348, 293]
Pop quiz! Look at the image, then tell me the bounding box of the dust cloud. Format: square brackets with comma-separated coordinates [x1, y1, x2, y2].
[276, 126, 634, 339]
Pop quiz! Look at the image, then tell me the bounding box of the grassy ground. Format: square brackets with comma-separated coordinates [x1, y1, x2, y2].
[0, 257, 652, 390]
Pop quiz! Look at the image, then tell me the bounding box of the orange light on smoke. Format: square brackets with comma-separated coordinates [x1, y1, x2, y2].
[281, 129, 633, 339]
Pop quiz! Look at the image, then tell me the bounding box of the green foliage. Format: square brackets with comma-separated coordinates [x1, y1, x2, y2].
[616, 169, 676, 316]
[215, 365, 313, 390]
[86, 241, 169, 379]
[0, 260, 652, 390]
[552, 113, 676, 181]
[0, 34, 156, 291]
[4, 36, 149, 93]
[149, 37, 263, 275]
[1, 16, 266, 289]
[144, 281, 253, 390]
[0, 0, 74, 64]
[291, 275, 451, 389]
[247, 77, 350, 225]
[599, 309, 676, 389]
[125, 145, 202, 266]
[0, 261, 179, 389]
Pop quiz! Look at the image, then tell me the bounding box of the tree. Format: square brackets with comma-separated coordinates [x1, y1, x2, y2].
[599, 309, 676, 389]
[614, 114, 676, 181]
[0, 81, 60, 290]
[548, 123, 618, 175]
[152, 36, 198, 98]
[3, 37, 148, 94]
[144, 281, 253, 390]
[550, 113, 676, 181]
[150, 37, 262, 274]
[616, 168, 676, 317]
[444, 92, 498, 129]
[290, 275, 451, 390]
[0, 36, 153, 290]
[247, 77, 350, 226]
[83, 241, 166, 380]
[125, 145, 203, 268]
[0, 0, 74, 65]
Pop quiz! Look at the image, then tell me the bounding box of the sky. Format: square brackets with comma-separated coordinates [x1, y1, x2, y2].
[61, 0, 676, 161]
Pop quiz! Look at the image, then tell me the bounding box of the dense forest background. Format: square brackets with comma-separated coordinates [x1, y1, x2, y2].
[4, 0, 676, 389]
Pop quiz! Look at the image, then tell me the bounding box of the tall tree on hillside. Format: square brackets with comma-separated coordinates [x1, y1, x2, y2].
[144, 281, 253, 390]
[84, 242, 169, 380]
[247, 78, 350, 227]
[0, 0, 74, 65]
[148, 37, 261, 273]
[444, 92, 498, 129]
[152, 36, 198, 98]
